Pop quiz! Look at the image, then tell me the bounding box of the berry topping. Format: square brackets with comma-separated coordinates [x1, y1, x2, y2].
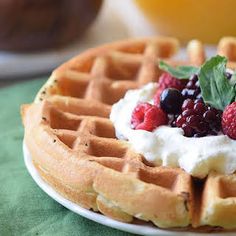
[154, 72, 186, 105]
[160, 88, 184, 114]
[175, 99, 222, 137]
[181, 74, 201, 100]
[222, 102, 236, 139]
[131, 102, 168, 131]
[182, 99, 194, 111]
[154, 56, 236, 139]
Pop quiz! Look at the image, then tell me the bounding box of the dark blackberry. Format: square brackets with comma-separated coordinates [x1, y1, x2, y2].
[225, 72, 232, 80]
[175, 99, 222, 137]
[181, 74, 201, 100]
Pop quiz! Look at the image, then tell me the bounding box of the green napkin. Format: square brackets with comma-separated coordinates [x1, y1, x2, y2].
[0, 78, 135, 236]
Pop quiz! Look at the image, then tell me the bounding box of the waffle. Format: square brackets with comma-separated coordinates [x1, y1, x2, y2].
[21, 36, 236, 230]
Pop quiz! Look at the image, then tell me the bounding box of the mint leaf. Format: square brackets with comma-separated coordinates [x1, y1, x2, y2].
[199, 56, 235, 110]
[159, 61, 199, 79]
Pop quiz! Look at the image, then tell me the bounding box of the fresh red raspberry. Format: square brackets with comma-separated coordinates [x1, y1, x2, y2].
[131, 102, 168, 131]
[222, 102, 236, 139]
[154, 72, 186, 106]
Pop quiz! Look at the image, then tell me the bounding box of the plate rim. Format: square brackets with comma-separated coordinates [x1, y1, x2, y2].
[23, 142, 231, 236]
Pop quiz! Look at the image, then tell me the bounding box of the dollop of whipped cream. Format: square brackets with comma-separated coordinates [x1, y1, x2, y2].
[110, 83, 236, 178]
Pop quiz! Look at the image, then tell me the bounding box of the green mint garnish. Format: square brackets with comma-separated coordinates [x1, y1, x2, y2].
[158, 60, 199, 79]
[199, 55, 235, 111]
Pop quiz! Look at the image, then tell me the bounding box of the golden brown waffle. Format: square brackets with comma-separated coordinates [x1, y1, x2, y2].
[22, 36, 236, 230]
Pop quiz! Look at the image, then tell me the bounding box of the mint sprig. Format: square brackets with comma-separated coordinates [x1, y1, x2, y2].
[159, 60, 199, 79]
[199, 56, 235, 111]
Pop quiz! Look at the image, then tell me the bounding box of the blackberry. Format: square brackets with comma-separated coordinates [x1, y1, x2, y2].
[225, 72, 232, 80]
[175, 99, 222, 137]
[181, 74, 201, 100]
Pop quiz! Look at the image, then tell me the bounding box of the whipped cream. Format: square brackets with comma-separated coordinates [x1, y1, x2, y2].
[110, 83, 236, 178]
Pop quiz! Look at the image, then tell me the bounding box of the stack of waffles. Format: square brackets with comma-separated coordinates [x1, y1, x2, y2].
[22, 36, 236, 231]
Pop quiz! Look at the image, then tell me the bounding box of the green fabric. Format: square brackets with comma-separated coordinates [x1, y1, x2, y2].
[0, 78, 135, 236]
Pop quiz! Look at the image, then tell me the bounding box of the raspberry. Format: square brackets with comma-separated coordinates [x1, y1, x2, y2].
[222, 102, 236, 139]
[154, 72, 186, 106]
[131, 102, 168, 131]
[153, 90, 163, 106]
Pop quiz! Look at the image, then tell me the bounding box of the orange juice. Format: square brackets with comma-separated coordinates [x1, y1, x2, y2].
[135, 0, 236, 44]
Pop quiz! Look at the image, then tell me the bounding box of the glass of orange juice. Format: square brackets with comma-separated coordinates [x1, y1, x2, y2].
[135, 0, 236, 44]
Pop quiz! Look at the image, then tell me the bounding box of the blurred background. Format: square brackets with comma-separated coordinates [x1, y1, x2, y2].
[1, 1, 236, 235]
[0, 0, 235, 85]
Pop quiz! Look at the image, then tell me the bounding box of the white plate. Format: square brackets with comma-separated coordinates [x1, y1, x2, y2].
[23, 143, 232, 236]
